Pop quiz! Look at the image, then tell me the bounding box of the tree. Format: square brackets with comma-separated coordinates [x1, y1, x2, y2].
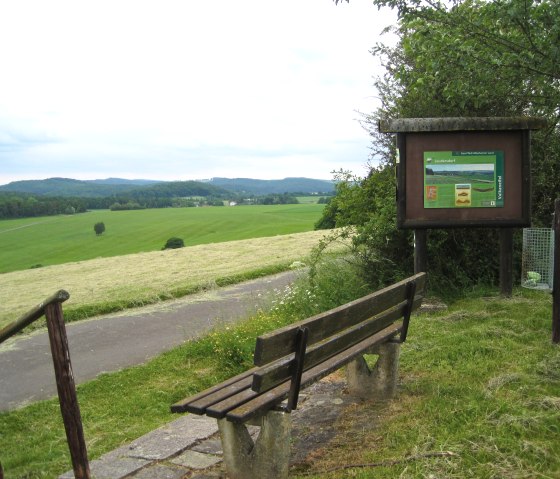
[94, 222, 105, 236]
[366, 0, 559, 224]
[322, 0, 560, 292]
[163, 237, 185, 250]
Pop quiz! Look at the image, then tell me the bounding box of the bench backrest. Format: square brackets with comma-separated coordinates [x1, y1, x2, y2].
[252, 272, 426, 394]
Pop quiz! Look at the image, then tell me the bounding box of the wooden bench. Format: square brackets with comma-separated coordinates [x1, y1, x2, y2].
[171, 272, 426, 478]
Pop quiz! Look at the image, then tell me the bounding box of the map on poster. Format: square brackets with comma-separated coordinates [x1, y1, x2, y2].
[423, 151, 504, 208]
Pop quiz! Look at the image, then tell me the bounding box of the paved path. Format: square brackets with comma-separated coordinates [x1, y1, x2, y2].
[58, 378, 358, 479]
[0, 271, 297, 411]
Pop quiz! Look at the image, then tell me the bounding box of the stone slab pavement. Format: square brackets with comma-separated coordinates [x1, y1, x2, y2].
[59, 378, 360, 479]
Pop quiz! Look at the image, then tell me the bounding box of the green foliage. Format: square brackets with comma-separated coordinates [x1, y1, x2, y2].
[316, 167, 506, 295]
[367, 0, 560, 223]
[94, 222, 105, 236]
[259, 193, 299, 205]
[162, 237, 185, 250]
[315, 168, 414, 288]
[208, 177, 335, 195]
[0, 192, 87, 219]
[320, 0, 560, 292]
[110, 201, 145, 211]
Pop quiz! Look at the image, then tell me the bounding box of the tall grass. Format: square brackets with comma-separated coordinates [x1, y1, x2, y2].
[294, 288, 560, 479]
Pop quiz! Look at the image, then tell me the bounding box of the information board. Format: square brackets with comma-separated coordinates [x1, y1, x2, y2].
[377, 118, 544, 228]
[423, 150, 504, 209]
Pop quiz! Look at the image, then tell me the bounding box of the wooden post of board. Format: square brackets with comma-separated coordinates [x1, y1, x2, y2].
[553, 199, 560, 344]
[500, 228, 514, 297]
[414, 229, 428, 274]
[45, 302, 90, 479]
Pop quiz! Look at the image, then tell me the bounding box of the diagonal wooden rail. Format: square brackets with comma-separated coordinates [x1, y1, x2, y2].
[0, 290, 90, 479]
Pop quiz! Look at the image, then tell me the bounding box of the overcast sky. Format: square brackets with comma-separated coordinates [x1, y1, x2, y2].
[0, 0, 396, 185]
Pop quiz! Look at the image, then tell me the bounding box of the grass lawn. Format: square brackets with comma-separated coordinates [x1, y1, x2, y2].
[294, 289, 560, 478]
[1, 283, 558, 478]
[0, 204, 324, 273]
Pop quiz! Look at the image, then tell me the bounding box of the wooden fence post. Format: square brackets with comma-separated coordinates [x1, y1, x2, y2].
[500, 228, 514, 297]
[553, 199, 560, 344]
[414, 229, 428, 274]
[45, 302, 90, 479]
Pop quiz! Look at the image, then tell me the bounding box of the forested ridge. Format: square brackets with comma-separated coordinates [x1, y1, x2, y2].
[0, 177, 329, 219]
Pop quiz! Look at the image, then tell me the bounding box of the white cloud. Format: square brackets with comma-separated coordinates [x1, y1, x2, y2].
[0, 0, 396, 184]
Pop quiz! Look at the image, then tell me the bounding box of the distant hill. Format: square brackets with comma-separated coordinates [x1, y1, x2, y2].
[88, 178, 161, 186]
[0, 177, 165, 197]
[128, 181, 229, 199]
[207, 177, 335, 195]
[0, 176, 335, 197]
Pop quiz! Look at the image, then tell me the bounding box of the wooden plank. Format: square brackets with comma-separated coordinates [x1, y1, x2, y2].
[227, 322, 403, 423]
[171, 367, 258, 413]
[205, 387, 259, 419]
[379, 117, 547, 133]
[253, 273, 426, 365]
[286, 327, 308, 412]
[174, 374, 254, 415]
[252, 297, 422, 393]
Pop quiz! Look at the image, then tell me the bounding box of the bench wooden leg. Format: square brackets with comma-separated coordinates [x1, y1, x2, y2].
[346, 341, 401, 400]
[217, 409, 291, 479]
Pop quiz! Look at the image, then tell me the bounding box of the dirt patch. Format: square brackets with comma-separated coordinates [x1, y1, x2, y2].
[289, 372, 388, 472]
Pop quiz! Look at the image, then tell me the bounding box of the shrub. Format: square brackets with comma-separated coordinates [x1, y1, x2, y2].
[163, 237, 185, 250]
[314, 167, 506, 298]
[94, 222, 105, 236]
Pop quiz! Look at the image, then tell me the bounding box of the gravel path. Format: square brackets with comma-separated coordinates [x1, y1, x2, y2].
[0, 271, 297, 411]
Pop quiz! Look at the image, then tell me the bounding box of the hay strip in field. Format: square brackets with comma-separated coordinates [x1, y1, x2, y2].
[0, 231, 344, 328]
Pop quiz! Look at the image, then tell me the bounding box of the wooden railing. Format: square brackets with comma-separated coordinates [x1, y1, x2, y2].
[0, 290, 90, 479]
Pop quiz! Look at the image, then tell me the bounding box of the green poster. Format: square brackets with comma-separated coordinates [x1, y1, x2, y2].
[423, 151, 504, 208]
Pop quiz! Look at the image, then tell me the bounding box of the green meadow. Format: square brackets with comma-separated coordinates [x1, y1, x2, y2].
[0, 204, 324, 274]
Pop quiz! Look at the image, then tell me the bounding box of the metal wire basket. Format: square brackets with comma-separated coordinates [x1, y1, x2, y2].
[522, 228, 555, 290]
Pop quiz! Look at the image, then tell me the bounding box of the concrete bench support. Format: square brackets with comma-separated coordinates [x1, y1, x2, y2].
[217, 410, 291, 479]
[346, 341, 401, 400]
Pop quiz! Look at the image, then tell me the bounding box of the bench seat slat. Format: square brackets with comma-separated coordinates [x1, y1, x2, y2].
[184, 376, 253, 415]
[253, 273, 425, 366]
[226, 321, 403, 423]
[205, 388, 259, 419]
[252, 296, 422, 393]
[171, 367, 258, 413]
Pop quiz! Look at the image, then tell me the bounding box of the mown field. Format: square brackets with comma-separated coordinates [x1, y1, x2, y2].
[0, 229, 343, 331]
[0, 204, 324, 274]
